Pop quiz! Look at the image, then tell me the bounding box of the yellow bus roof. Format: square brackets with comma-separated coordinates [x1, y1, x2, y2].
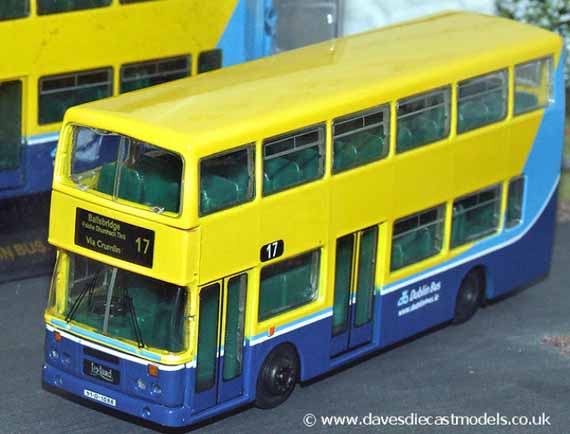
[66, 11, 562, 155]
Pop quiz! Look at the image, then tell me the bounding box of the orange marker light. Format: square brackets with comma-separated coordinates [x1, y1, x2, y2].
[54, 331, 62, 342]
[268, 326, 275, 337]
[148, 364, 159, 377]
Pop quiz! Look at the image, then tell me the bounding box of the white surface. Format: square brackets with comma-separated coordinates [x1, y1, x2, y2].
[341, 0, 496, 35]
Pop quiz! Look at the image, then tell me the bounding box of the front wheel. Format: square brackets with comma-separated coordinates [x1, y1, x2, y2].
[255, 344, 299, 409]
[453, 270, 484, 324]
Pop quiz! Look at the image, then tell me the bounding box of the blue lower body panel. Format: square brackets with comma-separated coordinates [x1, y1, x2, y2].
[0, 140, 57, 200]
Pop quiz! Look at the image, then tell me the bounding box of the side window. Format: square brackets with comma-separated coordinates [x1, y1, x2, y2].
[514, 57, 553, 115]
[506, 177, 525, 228]
[457, 69, 508, 133]
[263, 124, 325, 195]
[200, 145, 255, 216]
[120, 55, 191, 93]
[397, 87, 450, 153]
[39, 68, 113, 125]
[258, 250, 320, 321]
[0, 80, 22, 170]
[0, 0, 29, 20]
[332, 105, 389, 173]
[198, 50, 223, 74]
[451, 185, 501, 248]
[37, 0, 111, 14]
[391, 205, 445, 271]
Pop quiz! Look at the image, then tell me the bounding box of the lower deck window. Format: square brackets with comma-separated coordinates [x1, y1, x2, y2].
[506, 177, 525, 228]
[391, 205, 445, 271]
[258, 250, 320, 321]
[0, 80, 22, 170]
[451, 185, 501, 248]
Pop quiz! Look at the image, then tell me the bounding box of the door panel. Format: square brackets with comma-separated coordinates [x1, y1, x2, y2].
[0, 80, 22, 171]
[218, 274, 247, 402]
[348, 226, 377, 348]
[194, 273, 248, 413]
[331, 226, 378, 357]
[194, 283, 221, 412]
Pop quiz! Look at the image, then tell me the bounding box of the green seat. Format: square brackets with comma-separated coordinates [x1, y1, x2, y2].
[118, 166, 144, 203]
[355, 133, 383, 162]
[284, 263, 312, 304]
[417, 115, 440, 143]
[292, 147, 319, 179]
[200, 173, 239, 214]
[458, 100, 488, 132]
[515, 91, 539, 113]
[333, 139, 358, 171]
[136, 155, 181, 212]
[97, 163, 116, 195]
[263, 157, 302, 193]
[483, 93, 505, 121]
[259, 274, 287, 319]
[397, 126, 414, 153]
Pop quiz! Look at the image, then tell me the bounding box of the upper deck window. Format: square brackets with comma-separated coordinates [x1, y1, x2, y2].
[514, 57, 553, 115]
[0, 0, 29, 21]
[200, 146, 255, 216]
[120, 55, 191, 93]
[397, 87, 450, 154]
[332, 105, 389, 173]
[263, 124, 325, 195]
[37, 0, 111, 15]
[39, 68, 113, 125]
[198, 50, 223, 74]
[457, 70, 508, 133]
[70, 126, 183, 214]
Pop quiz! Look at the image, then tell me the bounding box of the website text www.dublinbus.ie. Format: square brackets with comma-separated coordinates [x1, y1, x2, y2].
[301, 412, 551, 429]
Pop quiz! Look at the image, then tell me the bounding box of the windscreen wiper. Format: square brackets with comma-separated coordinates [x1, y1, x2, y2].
[123, 288, 145, 348]
[65, 271, 100, 323]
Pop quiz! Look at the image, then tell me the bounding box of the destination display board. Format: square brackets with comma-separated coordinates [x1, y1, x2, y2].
[74, 208, 155, 268]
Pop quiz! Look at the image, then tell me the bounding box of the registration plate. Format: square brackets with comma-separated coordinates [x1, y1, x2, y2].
[83, 389, 116, 407]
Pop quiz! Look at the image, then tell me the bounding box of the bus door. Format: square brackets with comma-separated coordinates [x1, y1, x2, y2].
[0, 79, 24, 188]
[330, 226, 378, 357]
[193, 272, 248, 413]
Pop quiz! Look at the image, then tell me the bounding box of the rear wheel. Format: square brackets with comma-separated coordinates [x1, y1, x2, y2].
[453, 270, 484, 324]
[255, 344, 298, 409]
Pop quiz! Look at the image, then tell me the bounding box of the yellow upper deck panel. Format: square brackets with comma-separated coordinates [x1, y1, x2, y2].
[65, 11, 562, 156]
[0, 0, 238, 78]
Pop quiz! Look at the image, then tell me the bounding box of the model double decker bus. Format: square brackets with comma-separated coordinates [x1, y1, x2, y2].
[43, 11, 564, 427]
[0, 0, 269, 200]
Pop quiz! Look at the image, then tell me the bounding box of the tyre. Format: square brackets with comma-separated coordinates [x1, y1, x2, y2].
[453, 270, 484, 324]
[255, 344, 299, 409]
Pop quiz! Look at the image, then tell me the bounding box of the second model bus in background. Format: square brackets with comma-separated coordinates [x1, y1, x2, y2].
[43, 12, 564, 427]
[0, 0, 272, 201]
